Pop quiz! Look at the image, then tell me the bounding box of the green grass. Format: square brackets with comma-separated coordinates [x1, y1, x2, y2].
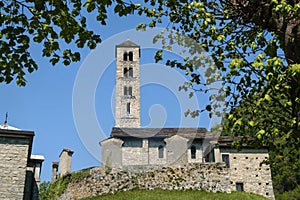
[81, 189, 268, 200]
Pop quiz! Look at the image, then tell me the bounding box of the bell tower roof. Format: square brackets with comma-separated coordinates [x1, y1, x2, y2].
[116, 40, 140, 48]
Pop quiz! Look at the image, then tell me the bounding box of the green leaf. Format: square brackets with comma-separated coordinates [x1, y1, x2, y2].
[264, 94, 271, 102]
[248, 121, 255, 127]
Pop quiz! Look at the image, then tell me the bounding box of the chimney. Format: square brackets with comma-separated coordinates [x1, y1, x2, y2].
[30, 155, 45, 185]
[51, 162, 59, 182]
[59, 149, 74, 176]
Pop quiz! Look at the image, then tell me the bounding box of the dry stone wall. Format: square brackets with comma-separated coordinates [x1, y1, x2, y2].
[59, 163, 231, 200]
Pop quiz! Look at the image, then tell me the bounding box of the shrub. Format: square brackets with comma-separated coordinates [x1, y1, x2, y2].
[39, 168, 91, 200]
[275, 185, 300, 200]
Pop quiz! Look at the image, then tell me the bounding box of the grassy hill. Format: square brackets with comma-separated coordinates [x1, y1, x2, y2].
[81, 189, 268, 200]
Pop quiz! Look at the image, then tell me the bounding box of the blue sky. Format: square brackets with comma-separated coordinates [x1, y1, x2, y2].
[0, 9, 219, 182]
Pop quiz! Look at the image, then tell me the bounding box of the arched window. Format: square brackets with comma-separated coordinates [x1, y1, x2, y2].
[126, 102, 130, 114]
[124, 67, 133, 78]
[158, 145, 164, 158]
[128, 67, 133, 77]
[128, 86, 132, 96]
[124, 86, 128, 96]
[128, 51, 133, 61]
[124, 86, 132, 97]
[123, 52, 128, 61]
[123, 68, 128, 77]
[191, 145, 196, 159]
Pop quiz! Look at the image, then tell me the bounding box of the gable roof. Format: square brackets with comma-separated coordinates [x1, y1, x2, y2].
[108, 127, 268, 149]
[116, 40, 140, 48]
[110, 127, 210, 139]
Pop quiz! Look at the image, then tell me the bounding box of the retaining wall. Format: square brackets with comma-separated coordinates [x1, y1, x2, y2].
[59, 163, 231, 200]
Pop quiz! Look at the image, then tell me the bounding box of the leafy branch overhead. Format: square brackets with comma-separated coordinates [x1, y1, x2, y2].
[0, 0, 137, 86]
[133, 1, 300, 145]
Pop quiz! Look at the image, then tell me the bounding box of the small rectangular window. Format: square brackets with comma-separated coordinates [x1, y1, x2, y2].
[124, 86, 132, 97]
[222, 154, 230, 168]
[129, 86, 132, 96]
[191, 146, 196, 159]
[123, 52, 128, 61]
[158, 145, 164, 158]
[128, 67, 133, 77]
[128, 51, 133, 61]
[126, 102, 130, 114]
[124, 68, 128, 77]
[236, 183, 244, 192]
[124, 86, 128, 96]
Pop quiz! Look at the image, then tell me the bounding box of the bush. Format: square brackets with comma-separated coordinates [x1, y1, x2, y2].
[39, 174, 71, 200]
[275, 185, 300, 200]
[39, 168, 91, 200]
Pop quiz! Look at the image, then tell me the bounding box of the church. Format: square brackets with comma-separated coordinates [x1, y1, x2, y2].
[100, 40, 274, 199]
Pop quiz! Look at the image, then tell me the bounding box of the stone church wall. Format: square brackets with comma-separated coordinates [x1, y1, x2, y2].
[122, 138, 168, 166]
[165, 135, 189, 165]
[103, 136, 207, 167]
[0, 137, 30, 199]
[148, 139, 167, 165]
[187, 142, 203, 163]
[58, 163, 231, 200]
[100, 138, 123, 168]
[122, 139, 148, 165]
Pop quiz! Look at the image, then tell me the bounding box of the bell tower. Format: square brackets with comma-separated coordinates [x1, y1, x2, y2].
[115, 40, 141, 128]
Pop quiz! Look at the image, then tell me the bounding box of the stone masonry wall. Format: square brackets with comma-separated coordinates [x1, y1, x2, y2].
[187, 142, 203, 164]
[148, 139, 167, 165]
[59, 163, 231, 200]
[60, 149, 74, 177]
[221, 149, 275, 199]
[0, 137, 30, 199]
[115, 44, 141, 128]
[102, 137, 206, 168]
[122, 139, 148, 165]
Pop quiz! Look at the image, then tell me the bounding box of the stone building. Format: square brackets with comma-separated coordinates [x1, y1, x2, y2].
[211, 137, 274, 198]
[101, 127, 209, 167]
[0, 123, 44, 200]
[100, 40, 274, 199]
